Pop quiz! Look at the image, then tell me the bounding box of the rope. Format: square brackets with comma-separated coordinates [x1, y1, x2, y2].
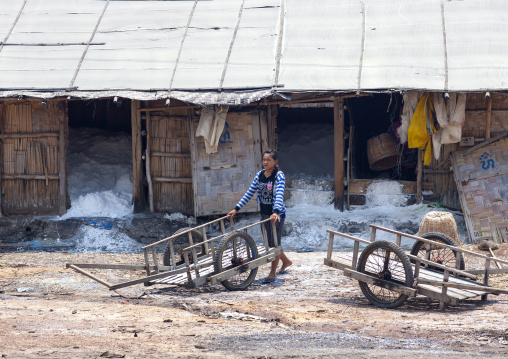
[69, 0, 110, 87]
[218, 0, 245, 91]
[167, 0, 199, 98]
[0, 0, 27, 54]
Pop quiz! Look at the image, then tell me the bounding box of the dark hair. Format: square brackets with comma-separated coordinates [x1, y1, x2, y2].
[263, 149, 280, 172]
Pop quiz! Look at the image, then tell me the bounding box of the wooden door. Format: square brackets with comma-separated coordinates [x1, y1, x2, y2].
[0, 100, 67, 215]
[191, 111, 262, 216]
[146, 108, 194, 214]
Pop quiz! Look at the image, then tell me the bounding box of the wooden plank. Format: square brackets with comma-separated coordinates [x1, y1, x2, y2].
[324, 257, 353, 271]
[152, 177, 192, 183]
[58, 105, 67, 215]
[451, 151, 476, 243]
[251, 111, 263, 173]
[342, 268, 418, 297]
[416, 284, 459, 305]
[131, 100, 145, 212]
[208, 249, 281, 285]
[334, 97, 344, 210]
[417, 278, 508, 294]
[462, 131, 507, 155]
[66, 263, 169, 271]
[68, 265, 112, 289]
[189, 116, 199, 216]
[0, 132, 59, 139]
[486, 95, 492, 140]
[1, 174, 59, 180]
[151, 152, 191, 158]
[146, 112, 154, 213]
[371, 224, 508, 266]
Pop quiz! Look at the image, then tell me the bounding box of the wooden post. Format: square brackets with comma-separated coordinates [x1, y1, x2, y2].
[334, 97, 345, 211]
[58, 102, 67, 215]
[131, 100, 145, 213]
[416, 149, 423, 203]
[439, 270, 449, 311]
[146, 112, 154, 212]
[486, 94, 492, 140]
[481, 258, 491, 301]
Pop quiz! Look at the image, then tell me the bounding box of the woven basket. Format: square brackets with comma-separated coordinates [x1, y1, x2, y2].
[418, 211, 460, 245]
[367, 133, 399, 171]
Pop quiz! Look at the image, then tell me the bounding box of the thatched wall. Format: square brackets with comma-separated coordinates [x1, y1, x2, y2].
[0, 100, 68, 215]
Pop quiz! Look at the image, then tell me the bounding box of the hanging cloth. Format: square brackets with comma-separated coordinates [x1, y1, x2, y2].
[195, 105, 229, 154]
[431, 93, 466, 160]
[408, 93, 440, 166]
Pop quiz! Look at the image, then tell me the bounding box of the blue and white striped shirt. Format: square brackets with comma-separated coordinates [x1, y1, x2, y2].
[235, 170, 286, 215]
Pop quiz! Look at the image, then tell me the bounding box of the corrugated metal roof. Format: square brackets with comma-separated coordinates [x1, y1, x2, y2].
[0, 0, 507, 104]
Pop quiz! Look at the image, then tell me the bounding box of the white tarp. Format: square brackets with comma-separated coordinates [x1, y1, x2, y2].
[1, 0, 508, 102]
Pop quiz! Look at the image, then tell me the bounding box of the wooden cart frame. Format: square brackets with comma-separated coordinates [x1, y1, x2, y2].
[325, 224, 508, 310]
[67, 216, 282, 291]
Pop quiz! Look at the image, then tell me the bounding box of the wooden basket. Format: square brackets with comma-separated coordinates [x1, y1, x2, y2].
[418, 211, 460, 245]
[367, 133, 399, 171]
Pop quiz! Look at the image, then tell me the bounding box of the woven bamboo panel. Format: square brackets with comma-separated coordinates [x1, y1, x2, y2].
[463, 93, 508, 138]
[1, 101, 65, 214]
[193, 111, 260, 216]
[148, 108, 194, 214]
[453, 137, 508, 243]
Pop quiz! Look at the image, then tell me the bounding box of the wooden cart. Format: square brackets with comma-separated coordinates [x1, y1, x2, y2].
[67, 216, 282, 291]
[325, 224, 508, 310]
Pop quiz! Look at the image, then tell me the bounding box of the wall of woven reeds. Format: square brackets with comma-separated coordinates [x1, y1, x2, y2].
[424, 93, 508, 210]
[0, 100, 67, 214]
[193, 111, 261, 216]
[144, 105, 194, 214]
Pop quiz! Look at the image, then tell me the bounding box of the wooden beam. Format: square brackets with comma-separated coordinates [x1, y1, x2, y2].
[151, 152, 191, 158]
[0, 132, 59, 139]
[146, 113, 154, 213]
[131, 100, 145, 213]
[486, 95, 492, 140]
[334, 97, 345, 210]
[152, 177, 192, 184]
[58, 103, 67, 216]
[2, 174, 59, 180]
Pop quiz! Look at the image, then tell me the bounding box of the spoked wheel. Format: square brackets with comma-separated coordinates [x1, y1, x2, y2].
[410, 232, 465, 272]
[357, 240, 414, 309]
[214, 231, 258, 291]
[162, 227, 207, 268]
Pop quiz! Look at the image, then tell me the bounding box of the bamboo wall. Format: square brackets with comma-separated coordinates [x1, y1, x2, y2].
[192, 111, 261, 216]
[424, 93, 508, 210]
[143, 104, 194, 214]
[0, 100, 68, 214]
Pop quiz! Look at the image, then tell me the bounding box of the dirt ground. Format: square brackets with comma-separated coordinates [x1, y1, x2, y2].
[1, 245, 508, 358]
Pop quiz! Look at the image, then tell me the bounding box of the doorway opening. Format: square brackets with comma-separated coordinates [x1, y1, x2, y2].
[65, 98, 133, 218]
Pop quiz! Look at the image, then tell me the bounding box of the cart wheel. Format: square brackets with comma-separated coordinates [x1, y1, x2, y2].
[410, 232, 465, 272]
[162, 227, 206, 267]
[357, 240, 414, 309]
[214, 231, 258, 291]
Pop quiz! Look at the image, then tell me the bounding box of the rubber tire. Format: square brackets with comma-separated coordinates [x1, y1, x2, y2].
[410, 232, 465, 271]
[214, 231, 258, 291]
[357, 240, 414, 309]
[162, 227, 206, 267]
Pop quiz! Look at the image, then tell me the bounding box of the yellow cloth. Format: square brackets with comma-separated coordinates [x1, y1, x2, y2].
[408, 93, 439, 166]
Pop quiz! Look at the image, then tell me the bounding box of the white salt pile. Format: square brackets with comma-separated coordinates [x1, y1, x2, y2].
[62, 127, 134, 219]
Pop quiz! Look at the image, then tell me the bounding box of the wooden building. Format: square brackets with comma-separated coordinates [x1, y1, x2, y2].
[0, 0, 507, 243]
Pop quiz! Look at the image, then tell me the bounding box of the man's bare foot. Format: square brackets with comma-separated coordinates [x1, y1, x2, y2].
[278, 261, 292, 274]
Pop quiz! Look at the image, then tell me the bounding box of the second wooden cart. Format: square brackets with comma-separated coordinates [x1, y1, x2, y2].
[325, 224, 508, 310]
